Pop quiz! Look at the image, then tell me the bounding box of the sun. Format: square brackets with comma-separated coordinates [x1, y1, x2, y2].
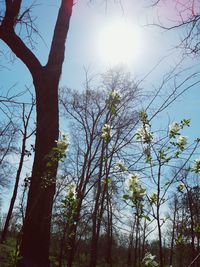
[98, 19, 142, 65]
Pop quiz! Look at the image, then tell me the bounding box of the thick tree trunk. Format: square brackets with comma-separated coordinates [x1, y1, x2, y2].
[0, 1, 73, 266]
[17, 71, 59, 267]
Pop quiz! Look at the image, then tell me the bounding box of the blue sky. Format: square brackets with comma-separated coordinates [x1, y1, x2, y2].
[1, 0, 200, 211]
[0, 1, 199, 137]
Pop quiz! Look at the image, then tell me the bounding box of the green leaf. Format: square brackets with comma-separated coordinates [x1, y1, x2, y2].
[107, 177, 112, 185]
[142, 215, 151, 221]
[123, 194, 130, 200]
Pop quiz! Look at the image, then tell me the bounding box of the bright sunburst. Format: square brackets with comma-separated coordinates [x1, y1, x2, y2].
[98, 20, 142, 65]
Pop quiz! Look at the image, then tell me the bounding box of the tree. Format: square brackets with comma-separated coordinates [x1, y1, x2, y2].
[0, 1, 73, 266]
[59, 69, 141, 267]
[0, 121, 17, 189]
[175, 184, 200, 267]
[0, 100, 35, 244]
[152, 0, 200, 55]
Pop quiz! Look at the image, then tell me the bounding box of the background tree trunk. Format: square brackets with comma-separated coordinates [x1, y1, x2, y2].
[0, 103, 34, 244]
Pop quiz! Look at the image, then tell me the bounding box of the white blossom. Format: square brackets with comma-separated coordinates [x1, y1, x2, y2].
[101, 123, 112, 142]
[193, 158, 200, 173]
[107, 90, 121, 115]
[115, 160, 127, 171]
[126, 173, 146, 198]
[149, 193, 158, 205]
[56, 133, 69, 151]
[68, 183, 76, 199]
[169, 122, 180, 137]
[136, 125, 153, 143]
[142, 252, 159, 267]
[177, 136, 187, 147]
[110, 90, 121, 100]
[127, 173, 140, 189]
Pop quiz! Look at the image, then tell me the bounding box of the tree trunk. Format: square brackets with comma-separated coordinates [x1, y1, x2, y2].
[141, 219, 147, 261]
[58, 220, 68, 267]
[0, 103, 33, 243]
[89, 189, 102, 267]
[127, 219, 136, 267]
[157, 215, 164, 267]
[134, 215, 139, 267]
[17, 71, 59, 267]
[169, 196, 177, 267]
[89, 144, 105, 267]
[0, 131, 26, 243]
[106, 194, 113, 267]
[157, 164, 163, 267]
[0, 1, 73, 266]
[188, 191, 196, 266]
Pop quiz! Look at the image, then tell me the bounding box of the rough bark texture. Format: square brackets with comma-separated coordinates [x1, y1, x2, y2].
[0, 1, 73, 266]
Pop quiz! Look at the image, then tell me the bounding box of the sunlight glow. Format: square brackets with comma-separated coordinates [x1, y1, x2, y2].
[98, 20, 142, 65]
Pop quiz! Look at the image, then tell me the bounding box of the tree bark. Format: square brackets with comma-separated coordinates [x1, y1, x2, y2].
[0, 103, 33, 244]
[169, 196, 177, 267]
[106, 194, 113, 267]
[89, 143, 105, 267]
[0, 1, 73, 266]
[17, 71, 60, 266]
[127, 219, 136, 267]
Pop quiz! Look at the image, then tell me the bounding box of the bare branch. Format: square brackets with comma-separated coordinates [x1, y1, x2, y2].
[47, 0, 73, 72]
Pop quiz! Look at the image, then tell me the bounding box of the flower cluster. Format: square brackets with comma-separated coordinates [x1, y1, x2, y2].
[110, 90, 121, 102]
[107, 90, 121, 115]
[142, 252, 158, 267]
[101, 123, 112, 143]
[192, 158, 200, 173]
[115, 160, 128, 171]
[46, 133, 69, 168]
[177, 135, 187, 151]
[42, 134, 69, 189]
[139, 110, 149, 125]
[149, 192, 158, 205]
[56, 133, 69, 153]
[67, 183, 76, 200]
[127, 173, 146, 200]
[169, 122, 181, 138]
[61, 183, 78, 221]
[136, 111, 153, 144]
[136, 125, 153, 143]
